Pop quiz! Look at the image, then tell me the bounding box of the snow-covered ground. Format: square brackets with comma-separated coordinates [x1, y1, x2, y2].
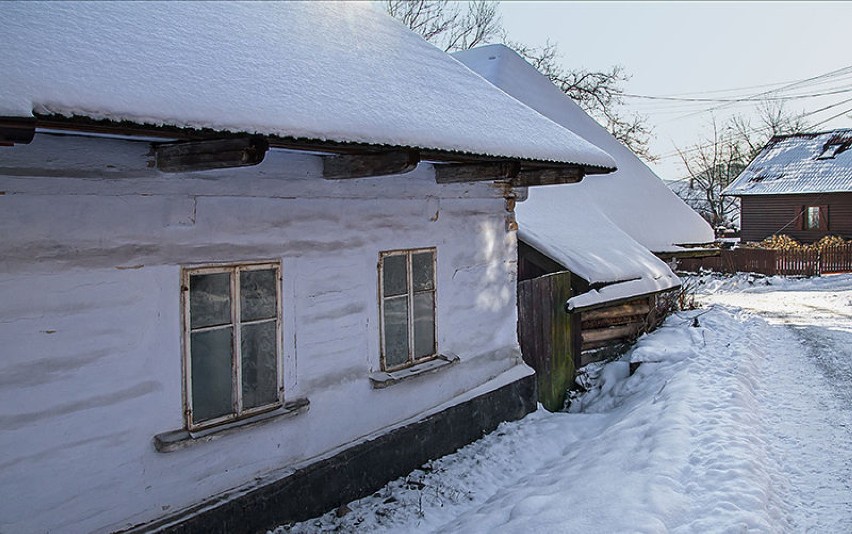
[277, 274, 852, 533]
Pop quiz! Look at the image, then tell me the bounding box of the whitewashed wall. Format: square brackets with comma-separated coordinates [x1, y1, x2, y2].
[0, 134, 529, 533]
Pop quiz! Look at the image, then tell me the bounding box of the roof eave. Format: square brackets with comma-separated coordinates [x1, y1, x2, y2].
[0, 114, 615, 183]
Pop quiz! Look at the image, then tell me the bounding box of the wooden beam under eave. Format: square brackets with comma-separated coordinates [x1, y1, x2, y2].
[434, 161, 520, 184]
[511, 166, 584, 187]
[322, 150, 419, 180]
[0, 117, 36, 146]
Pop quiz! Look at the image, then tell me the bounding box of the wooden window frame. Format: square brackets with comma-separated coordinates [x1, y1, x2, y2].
[181, 261, 283, 431]
[378, 248, 438, 372]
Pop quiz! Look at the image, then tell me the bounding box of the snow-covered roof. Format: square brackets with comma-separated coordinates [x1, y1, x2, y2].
[453, 44, 713, 254]
[454, 44, 710, 309]
[520, 190, 681, 311]
[724, 129, 852, 196]
[0, 2, 615, 170]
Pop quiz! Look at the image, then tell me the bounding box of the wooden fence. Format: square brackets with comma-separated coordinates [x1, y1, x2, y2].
[679, 244, 852, 276]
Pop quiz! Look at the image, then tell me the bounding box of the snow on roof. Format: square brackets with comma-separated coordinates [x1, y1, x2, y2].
[0, 2, 615, 170]
[724, 129, 852, 196]
[454, 44, 708, 308]
[454, 44, 713, 253]
[520, 188, 681, 311]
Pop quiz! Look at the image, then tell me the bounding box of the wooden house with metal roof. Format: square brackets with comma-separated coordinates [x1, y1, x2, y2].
[724, 129, 852, 244]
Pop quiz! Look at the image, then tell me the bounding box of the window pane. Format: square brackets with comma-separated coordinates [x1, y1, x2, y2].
[807, 207, 820, 230]
[383, 296, 409, 368]
[190, 272, 231, 329]
[413, 292, 435, 359]
[240, 269, 277, 322]
[241, 321, 279, 410]
[190, 328, 233, 423]
[412, 251, 434, 291]
[382, 254, 408, 297]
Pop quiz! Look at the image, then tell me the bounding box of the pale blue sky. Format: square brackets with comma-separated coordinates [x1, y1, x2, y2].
[500, 1, 852, 179]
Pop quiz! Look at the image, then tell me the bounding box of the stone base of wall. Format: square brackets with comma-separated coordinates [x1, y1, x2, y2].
[126, 374, 537, 534]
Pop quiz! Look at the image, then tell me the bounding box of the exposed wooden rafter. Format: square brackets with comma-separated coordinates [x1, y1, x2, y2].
[512, 166, 584, 187]
[322, 150, 419, 180]
[154, 137, 269, 173]
[0, 117, 36, 146]
[434, 161, 520, 184]
[435, 161, 585, 187]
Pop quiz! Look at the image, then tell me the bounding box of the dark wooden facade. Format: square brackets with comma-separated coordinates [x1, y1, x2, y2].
[739, 192, 852, 244]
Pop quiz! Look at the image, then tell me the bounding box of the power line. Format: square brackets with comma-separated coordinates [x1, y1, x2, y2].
[655, 96, 852, 163]
[659, 65, 852, 124]
[622, 86, 852, 103]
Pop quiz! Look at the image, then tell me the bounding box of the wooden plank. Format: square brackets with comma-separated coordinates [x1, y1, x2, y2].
[434, 161, 519, 183]
[0, 116, 36, 146]
[581, 322, 643, 345]
[155, 138, 268, 172]
[581, 302, 651, 322]
[511, 166, 584, 187]
[322, 150, 419, 180]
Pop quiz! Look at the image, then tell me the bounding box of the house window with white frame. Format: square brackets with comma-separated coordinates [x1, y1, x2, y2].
[183, 262, 281, 430]
[379, 248, 437, 371]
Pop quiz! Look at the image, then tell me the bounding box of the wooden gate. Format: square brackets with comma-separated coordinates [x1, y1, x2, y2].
[517, 271, 578, 412]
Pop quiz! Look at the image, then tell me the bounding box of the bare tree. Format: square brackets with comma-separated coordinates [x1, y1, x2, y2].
[385, 0, 501, 52]
[509, 40, 655, 161]
[675, 102, 808, 229]
[384, 1, 654, 160]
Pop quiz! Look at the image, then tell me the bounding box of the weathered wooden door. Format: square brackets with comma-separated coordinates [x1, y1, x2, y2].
[517, 271, 578, 411]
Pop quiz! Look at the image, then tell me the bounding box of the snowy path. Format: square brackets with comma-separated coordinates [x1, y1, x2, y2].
[701, 276, 852, 532]
[279, 275, 852, 533]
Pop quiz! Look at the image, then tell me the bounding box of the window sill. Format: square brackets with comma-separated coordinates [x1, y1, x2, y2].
[369, 353, 460, 389]
[153, 397, 310, 453]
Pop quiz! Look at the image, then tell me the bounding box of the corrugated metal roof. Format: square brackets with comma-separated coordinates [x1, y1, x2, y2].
[724, 129, 852, 196]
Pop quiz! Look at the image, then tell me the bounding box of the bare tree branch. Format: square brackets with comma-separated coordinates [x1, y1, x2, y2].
[384, 1, 655, 161]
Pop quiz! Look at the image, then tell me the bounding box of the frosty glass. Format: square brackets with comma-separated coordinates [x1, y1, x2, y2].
[413, 292, 435, 359]
[190, 272, 231, 329]
[382, 254, 408, 297]
[190, 328, 233, 423]
[240, 269, 277, 322]
[383, 295, 409, 368]
[412, 251, 434, 291]
[241, 321, 278, 409]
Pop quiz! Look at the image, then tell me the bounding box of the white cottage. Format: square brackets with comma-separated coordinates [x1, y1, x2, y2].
[0, 3, 615, 533]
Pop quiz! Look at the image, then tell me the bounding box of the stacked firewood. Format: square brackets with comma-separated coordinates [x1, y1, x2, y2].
[755, 234, 848, 251]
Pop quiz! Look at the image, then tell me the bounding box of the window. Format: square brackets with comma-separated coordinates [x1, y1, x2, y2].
[802, 205, 828, 231]
[183, 262, 281, 430]
[379, 248, 437, 371]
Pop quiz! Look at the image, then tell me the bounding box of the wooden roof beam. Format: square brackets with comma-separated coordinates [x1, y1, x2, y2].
[0, 117, 36, 146]
[154, 137, 268, 173]
[434, 161, 585, 186]
[512, 166, 584, 187]
[322, 150, 419, 180]
[434, 161, 520, 184]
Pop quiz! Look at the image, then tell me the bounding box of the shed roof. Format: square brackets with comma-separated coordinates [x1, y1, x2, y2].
[0, 2, 614, 170]
[724, 129, 852, 196]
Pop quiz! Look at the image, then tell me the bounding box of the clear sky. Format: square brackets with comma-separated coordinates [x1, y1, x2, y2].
[499, 1, 852, 180]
